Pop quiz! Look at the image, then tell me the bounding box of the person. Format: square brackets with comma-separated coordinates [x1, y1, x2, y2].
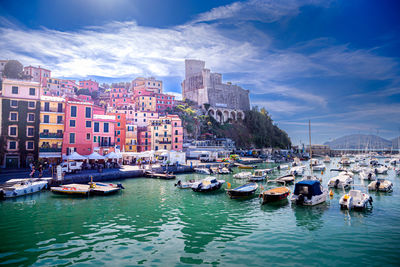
[30, 166, 35, 178]
[38, 165, 43, 178]
[29, 162, 33, 171]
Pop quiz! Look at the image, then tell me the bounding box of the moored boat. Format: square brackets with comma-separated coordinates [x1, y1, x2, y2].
[259, 186, 290, 204]
[360, 168, 376, 181]
[175, 179, 197, 189]
[145, 171, 176, 180]
[249, 169, 268, 182]
[233, 171, 252, 179]
[368, 179, 393, 192]
[0, 179, 48, 199]
[339, 190, 373, 210]
[327, 173, 353, 189]
[291, 180, 327, 206]
[323, 156, 331, 163]
[274, 174, 295, 184]
[194, 168, 211, 175]
[226, 183, 258, 199]
[191, 177, 225, 192]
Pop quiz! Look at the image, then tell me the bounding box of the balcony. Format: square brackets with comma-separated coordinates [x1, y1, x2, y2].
[157, 140, 172, 144]
[98, 142, 115, 147]
[41, 108, 63, 113]
[41, 120, 64, 125]
[40, 132, 63, 139]
[39, 147, 62, 152]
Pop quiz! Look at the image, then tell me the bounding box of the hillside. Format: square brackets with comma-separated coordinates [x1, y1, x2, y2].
[324, 134, 392, 149]
[171, 103, 291, 149]
[392, 136, 400, 149]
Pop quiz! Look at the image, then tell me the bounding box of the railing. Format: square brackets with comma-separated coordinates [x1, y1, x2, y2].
[40, 132, 63, 138]
[98, 142, 115, 147]
[41, 108, 63, 113]
[41, 120, 64, 124]
[39, 147, 62, 152]
[157, 140, 172, 144]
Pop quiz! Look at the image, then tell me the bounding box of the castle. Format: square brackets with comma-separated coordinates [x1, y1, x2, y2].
[182, 59, 250, 123]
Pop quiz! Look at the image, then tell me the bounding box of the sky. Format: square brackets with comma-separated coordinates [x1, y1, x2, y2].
[1, 0, 400, 145]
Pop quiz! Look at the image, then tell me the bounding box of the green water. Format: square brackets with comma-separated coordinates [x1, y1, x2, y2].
[1, 158, 400, 266]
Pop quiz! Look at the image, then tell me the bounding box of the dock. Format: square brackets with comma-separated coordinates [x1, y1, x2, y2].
[51, 183, 121, 196]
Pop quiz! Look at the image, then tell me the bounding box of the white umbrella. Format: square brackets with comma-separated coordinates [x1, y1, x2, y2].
[65, 152, 87, 161]
[86, 152, 105, 160]
[105, 151, 122, 159]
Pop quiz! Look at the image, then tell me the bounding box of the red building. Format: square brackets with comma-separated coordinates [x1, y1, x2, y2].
[155, 93, 176, 112]
[137, 127, 151, 152]
[62, 99, 94, 156]
[169, 115, 183, 151]
[109, 87, 133, 108]
[108, 112, 126, 151]
[92, 114, 116, 155]
[79, 80, 99, 92]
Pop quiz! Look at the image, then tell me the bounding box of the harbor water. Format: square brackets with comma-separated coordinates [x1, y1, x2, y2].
[1, 158, 400, 266]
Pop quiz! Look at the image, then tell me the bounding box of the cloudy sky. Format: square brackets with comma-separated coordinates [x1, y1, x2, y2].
[1, 0, 399, 145]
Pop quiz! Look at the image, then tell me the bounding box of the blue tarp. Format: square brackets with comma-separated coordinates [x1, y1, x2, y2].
[294, 180, 323, 198]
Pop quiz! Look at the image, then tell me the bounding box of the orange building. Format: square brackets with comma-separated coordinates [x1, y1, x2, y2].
[108, 112, 126, 151]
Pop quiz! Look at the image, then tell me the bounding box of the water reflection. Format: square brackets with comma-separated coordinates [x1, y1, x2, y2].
[292, 204, 329, 231]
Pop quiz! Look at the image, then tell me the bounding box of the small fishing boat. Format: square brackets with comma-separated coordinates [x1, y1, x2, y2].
[259, 186, 290, 204]
[51, 183, 122, 196]
[226, 183, 258, 199]
[191, 177, 225, 192]
[339, 156, 351, 166]
[145, 171, 176, 180]
[313, 164, 326, 171]
[291, 180, 328, 206]
[289, 166, 305, 176]
[194, 168, 211, 175]
[339, 190, 373, 210]
[278, 164, 289, 170]
[233, 172, 252, 179]
[249, 169, 268, 182]
[310, 158, 323, 166]
[175, 179, 197, 189]
[375, 165, 388, 175]
[235, 163, 257, 169]
[274, 174, 295, 184]
[327, 173, 353, 189]
[351, 164, 362, 173]
[218, 167, 231, 174]
[370, 158, 379, 166]
[93, 182, 125, 189]
[323, 156, 331, 163]
[0, 179, 48, 199]
[368, 179, 393, 192]
[360, 168, 376, 181]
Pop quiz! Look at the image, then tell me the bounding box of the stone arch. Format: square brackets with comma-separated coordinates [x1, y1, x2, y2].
[223, 110, 229, 123]
[208, 109, 215, 117]
[237, 111, 244, 120]
[216, 110, 223, 123]
[230, 111, 236, 121]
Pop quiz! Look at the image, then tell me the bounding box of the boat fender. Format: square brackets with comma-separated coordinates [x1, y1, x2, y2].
[329, 189, 334, 197]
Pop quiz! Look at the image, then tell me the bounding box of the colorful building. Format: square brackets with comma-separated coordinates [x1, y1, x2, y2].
[137, 127, 151, 152]
[155, 93, 176, 112]
[0, 79, 40, 168]
[92, 114, 116, 155]
[79, 80, 99, 92]
[109, 87, 132, 108]
[23, 65, 51, 86]
[135, 95, 157, 112]
[60, 79, 78, 96]
[39, 96, 65, 163]
[62, 99, 94, 156]
[125, 124, 137, 152]
[108, 112, 126, 151]
[42, 77, 62, 96]
[132, 77, 162, 93]
[149, 115, 183, 151]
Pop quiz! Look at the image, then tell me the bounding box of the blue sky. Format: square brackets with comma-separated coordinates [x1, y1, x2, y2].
[1, 0, 400, 145]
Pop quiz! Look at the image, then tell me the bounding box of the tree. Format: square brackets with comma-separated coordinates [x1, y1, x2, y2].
[3, 60, 23, 79]
[91, 90, 99, 100]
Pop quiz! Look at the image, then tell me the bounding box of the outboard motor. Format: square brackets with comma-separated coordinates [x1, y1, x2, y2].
[174, 180, 181, 187]
[197, 183, 202, 190]
[296, 194, 305, 205]
[117, 183, 125, 189]
[368, 196, 373, 205]
[368, 173, 372, 180]
[375, 181, 381, 190]
[0, 189, 4, 200]
[334, 179, 340, 188]
[374, 168, 378, 174]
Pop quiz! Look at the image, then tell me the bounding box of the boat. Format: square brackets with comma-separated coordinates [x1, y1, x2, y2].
[249, 169, 268, 182]
[368, 179, 393, 192]
[339, 156, 351, 166]
[191, 177, 225, 192]
[289, 166, 305, 176]
[145, 171, 176, 180]
[313, 164, 326, 171]
[396, 169, 400, 176]
[351, 164, 362, 173]
[327, 173, 353, 189]
[323, 156, 331, 163]
[0, 179, 48, 199]
[370, 158, 379, 166]
[375, 165, 388, 175]
[194, 168, 211, 175]
[175, 179, 197, 189]
[339, 190, 373, 210]
[259, 186, 290, 204]
[359, 168, 376, 181]
[389, 158, 400, 165]
[310, 158, 323, 166]
[51, 183, 122, 196]
[233, 172, 252, 179]
[235, 163, 257, 169]
[278, 164, 289, 170]
[274, 174, 295, 184]
[218, 167, 231, 174]
[226, 183, 258, 199]
[93, 182, 125, 189]
[292, 157, 302, 166]
[291, 180, 328, 206]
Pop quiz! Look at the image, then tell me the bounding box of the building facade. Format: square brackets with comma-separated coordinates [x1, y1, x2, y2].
[149, 115, 183, 151]
[79, 80, 99, 92]
[23, 66, 51, 85]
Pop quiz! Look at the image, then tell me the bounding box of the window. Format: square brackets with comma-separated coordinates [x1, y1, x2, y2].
[94, 136, 97, 142]
[28, 113, 35, 122]
[86, 121, 92, 128]
[27, 127, 34, 137]
[104, 123, 109, 133]
[117, 130, 120, 135]
[69, 133, 75, 144]
[57, 103, 63, 112]
[10, 100, 18, 107]
[43, 129, 49, 134]
[28, 101, 35, 108]
[175, 137, 178, 142]
[9, 126, 17, 136]
[94, 122, 99, 132]
[117, 138, 120, 142]
[44, 102, 50, 111]
[29, 88, 36, 96]
[57, 130, 62, 135]
[117, 115, 120, 119]
[10, 112, 18, 121]
[70, 120, 76, 127]
[164, 145, 167, 149]
[155, 133, 158, 137]
[86, 133, 91, 140]
[155, 146, 158, 150]
[26, 141, 34, 150]
[70, 106, 77, 117]
[175, 130, 178, 135]
[85, 107, 91, 118]
[8, 141, 17, 150]
[117, 122, 120, 127]
[57, 116, 63, 124]
[43, 115, 49, 123]
[12, 86, 18, 94]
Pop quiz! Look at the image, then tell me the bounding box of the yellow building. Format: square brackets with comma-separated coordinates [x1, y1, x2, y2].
[39, 96, 65, 163]
[125, 124, 137, 152]
[136, 95, 156, 112]
[149, 117, 172, 151]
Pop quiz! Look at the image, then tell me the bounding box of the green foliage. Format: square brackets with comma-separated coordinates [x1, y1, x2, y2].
[76, 89, 91, 96]
[91, 90, 99, 100]
[3, 60, 23, 79]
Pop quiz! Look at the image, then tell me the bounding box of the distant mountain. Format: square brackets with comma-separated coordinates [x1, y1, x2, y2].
[392, 136, 400, 149]
[324, 134, 392, 149]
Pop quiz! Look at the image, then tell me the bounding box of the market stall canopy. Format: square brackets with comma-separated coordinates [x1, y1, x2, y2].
[105, 151, 122, 159]
[64, 152, 87, 161]
[86, 152, 106, 160]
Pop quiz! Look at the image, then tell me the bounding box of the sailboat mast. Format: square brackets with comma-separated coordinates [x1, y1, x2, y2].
[309, 120, 313, 173]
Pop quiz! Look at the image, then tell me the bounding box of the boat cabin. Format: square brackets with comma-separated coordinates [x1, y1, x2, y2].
[294, 180, 323, 199]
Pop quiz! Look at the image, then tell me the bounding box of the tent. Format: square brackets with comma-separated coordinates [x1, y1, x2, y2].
[105, 151, 122, 159]
[86, 152, 105, 160]
[64, 152, 87, 161]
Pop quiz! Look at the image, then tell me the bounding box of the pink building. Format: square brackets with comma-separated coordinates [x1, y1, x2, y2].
[109, 87, 133, 108]
[77, 94, 92, 102]
[79, 80, 99, 92]
[92, 114, 116, 155]
[60, 80, 78, 96]
[23, 66, 51, 86]
[169, 115, 183, 151]
[62, 99, 94, 156]
[155, 93, 176, 112]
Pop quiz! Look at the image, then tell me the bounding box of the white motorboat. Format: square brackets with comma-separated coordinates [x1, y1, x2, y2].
[292, 157, 302, 166]
[191, 177, 225, 192]
[323, 156, 331, 163]
[370, 158, 379, 166]
[218, 167, 231, 174]
[327, 173, 353, 189]
[339, 190, 373, 210]
[291, 179, 328, 206]
[359, 160, 369, 167]
[274, 174, 295, 184]
[0, 179, 48, 199]
[310, 158, 323, 166]
[368, 179, 393, 192]
[359, 168, 376, 181]
[175, 179, 197, 189]
[290, 166, 305, 176]
[194, 168, 211, 175]
[389, 158, 399, 165]
[339, 156, 351, 166]
[233, 172, 252, 179]
[279, 164, 289, 170]
[313, 164, 326, 171]
[249, 169, 268, 182]
[375, 165, 388, 175]
[351, 164, 362, 173]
